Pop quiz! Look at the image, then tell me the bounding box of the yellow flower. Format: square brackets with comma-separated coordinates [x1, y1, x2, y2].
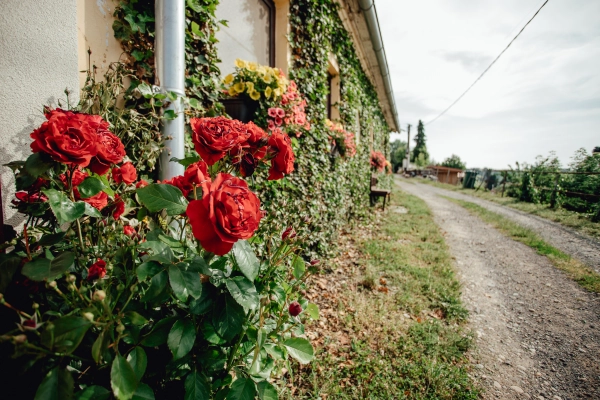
[223, 74, 234, 85]
[245, 81, 255, 93]
[228, 86, 238, 96]
[263, 73, 273, 84]
[249, 90, 261, 101]
[233, 82, 245, 92]
[235, 59, 247, 69]
[273, 88, 282, 98]
[247, 62, 258, 71]
[265, 86, 272, 99]
[257, 66, 267, 75]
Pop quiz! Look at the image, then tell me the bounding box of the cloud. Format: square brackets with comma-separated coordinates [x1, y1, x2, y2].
[439, 51, 492, 73]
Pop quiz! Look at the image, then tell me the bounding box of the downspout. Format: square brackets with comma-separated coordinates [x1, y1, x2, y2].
[357, 0, 400, 132]
[155, 0, 186, 180]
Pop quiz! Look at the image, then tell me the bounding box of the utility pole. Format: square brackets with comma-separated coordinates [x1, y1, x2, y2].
[403, 124, 411, 172]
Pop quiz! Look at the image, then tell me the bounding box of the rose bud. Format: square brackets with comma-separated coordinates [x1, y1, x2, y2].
[136, 179, 149, 189]
[92, 290, 106, 302]
[310, 260, 320, 266]
[123, 225, 136, 237]
[13, 335, 27, 344]
[289, 301, 303, 317]
[281, 226, 297, 240]
[83, 312, 95, 322]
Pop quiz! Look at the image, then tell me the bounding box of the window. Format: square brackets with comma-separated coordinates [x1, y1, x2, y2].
[215, 0, 275, 75]
[327, 53, 340, 121]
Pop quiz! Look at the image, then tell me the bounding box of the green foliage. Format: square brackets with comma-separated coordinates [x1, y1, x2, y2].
[411, 120, 429, 164]
[390, 139, 407, 172]
[441, 154, 466, 170]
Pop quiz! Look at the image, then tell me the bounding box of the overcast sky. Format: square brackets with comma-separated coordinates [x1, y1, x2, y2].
[377, 0, 600, 169]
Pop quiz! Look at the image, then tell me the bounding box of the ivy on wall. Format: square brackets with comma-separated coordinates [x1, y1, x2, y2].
[107, 0, 392, 257]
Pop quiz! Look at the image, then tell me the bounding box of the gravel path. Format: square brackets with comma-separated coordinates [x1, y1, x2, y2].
[396, 178, 600, 400]
[401, 180, 600, 271]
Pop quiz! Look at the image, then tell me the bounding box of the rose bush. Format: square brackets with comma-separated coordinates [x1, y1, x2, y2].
[0, 110, 318, 399]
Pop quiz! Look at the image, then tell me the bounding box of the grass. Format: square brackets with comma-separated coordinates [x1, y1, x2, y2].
[295, 188, 479, 399]
[447, 197, 600, 293]
[414, 178, 600, 239]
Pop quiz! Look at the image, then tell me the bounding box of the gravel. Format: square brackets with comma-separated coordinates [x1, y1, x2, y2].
[396, 179, 600, 399]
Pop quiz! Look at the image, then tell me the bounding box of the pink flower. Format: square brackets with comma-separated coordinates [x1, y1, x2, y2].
[268, 120, 276, 131]
[275, 117, 283, 126]
[268, 108, 278, 118]
[276, 108, 285, 118]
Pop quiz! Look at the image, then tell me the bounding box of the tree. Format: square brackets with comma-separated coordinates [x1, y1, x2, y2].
[390, 139, 407, 172]
[411, 120, 429, 165]
[441, 154, 466, 170]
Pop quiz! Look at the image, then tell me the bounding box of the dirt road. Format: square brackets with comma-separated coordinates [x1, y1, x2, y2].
[396, 178, 600, 399]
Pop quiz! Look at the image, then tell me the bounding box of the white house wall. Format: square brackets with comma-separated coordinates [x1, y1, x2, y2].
[0, 0, 79, 225]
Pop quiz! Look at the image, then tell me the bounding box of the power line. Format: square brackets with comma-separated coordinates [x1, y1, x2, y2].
[426, 0, 550, 126]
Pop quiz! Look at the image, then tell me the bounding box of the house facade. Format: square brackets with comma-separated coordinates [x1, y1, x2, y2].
[1, 0, 398, 255]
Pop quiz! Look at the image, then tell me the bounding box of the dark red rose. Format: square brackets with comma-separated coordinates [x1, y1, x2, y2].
[190, 117, 250, 165]
[136, 179, 149, 188]
[239, 153, 256, 178]
[187, 173, 262, 255]
[112, 194, 125, 219]
[310, 260, 320, 266]
[184, 161, 211, 195]
[123, 225, 136, 236]
[87, 117, 125, 175]
[242, 121, 268, 161]
[282, 226, 297, 240]
[14, 191, 48, 204]
[87, 259, 107, 281]
[112, 162, 137, 185]
[289, 301, 302, 317]
[59, 170, 108, 210]
[30, 109, 98, 167]
[267, 131, 295, 180]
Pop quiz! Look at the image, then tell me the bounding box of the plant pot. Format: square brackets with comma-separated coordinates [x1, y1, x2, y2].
[222, 97, 259, 123]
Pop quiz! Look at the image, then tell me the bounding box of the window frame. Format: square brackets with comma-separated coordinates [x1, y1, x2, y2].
[262, 0, 276, 67]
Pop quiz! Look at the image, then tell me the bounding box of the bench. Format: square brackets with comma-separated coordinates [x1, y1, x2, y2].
[370, 176, 391, 210]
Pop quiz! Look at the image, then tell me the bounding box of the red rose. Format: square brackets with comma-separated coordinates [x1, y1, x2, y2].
[112, 194, 125, 219]
[161, 175, 193, 198]
[136, 179, 149, 188]
[184, 161, 211, 195]
[242, 121, 268, 161]
[190, 117, 250, 165]
[267, 131, 295, 180]
[87, 259, 107, 281]
[187, 173, 262, 255]
[30, 109, 98, 167]
[112, 162, 137, 185]
[88, 122, 126, 175]
[84, 191, 108, 210]
[289, 301, 302, 317]
[123, 225, 136, 236]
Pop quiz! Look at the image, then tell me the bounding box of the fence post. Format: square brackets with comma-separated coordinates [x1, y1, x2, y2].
[550, 173, 559, 209]
[501, 171, 507, 197]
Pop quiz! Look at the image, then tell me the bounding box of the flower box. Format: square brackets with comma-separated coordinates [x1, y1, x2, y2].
[222, 97, 258, 123]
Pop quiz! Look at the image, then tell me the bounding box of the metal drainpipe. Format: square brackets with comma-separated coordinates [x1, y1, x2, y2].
[357, 0, 400, 132]
[156, 0, 186, 180]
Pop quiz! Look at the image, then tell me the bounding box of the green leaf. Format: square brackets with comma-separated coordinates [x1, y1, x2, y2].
[188, 97, 202, 110]
[37, 232, 66, 246]
[25, 152, 53, 178]
[305, 303, 320, 320]
[189, 285, 214, 315]
[140, 317, 176, 347]
[138, 83, 153, 98]
[201, 321, 227, 345]
[34, 367, 74, 400]
[169, 264, 203, 301]
[170, 155, 200, 168]
[212, 295, 245, 342]
[232, 241, 259, 282]
[226, 378, 256, 400]
[263, 343, 284, 361]
[188, 256, 211, 274]
[136, 261, 164, 281]
[225, 276, 259, 310]
[190, 21, 202, 37]
[92, 330, 108, 364]
[43, 189, 86, 224]
[124, 312, 148, 326]
[256, 381, 278, 400]
[284, 338, 314, 364]
[167, 319, 196, 360]
[75, 385, 110, 400]
[137, 184, 188, 215]
[292, 257, 305, 280]
[138, 241, 174, 263]
[78, 177, 104, 199]
[140, 270, 168, 302]
[184, 370, 210, 400]
[83, 202, 103, 218]
[0, 254, 21, 293]
[131, 383, 154, 400]
[111, 354, 139, 400]
[127, 347, 148, 380]
[97, 174, 115, 195]
[41, 316, 92, 354]
[22, 251, 75, 281]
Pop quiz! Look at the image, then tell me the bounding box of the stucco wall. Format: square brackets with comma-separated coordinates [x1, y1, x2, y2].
[0, 0, 79, 225]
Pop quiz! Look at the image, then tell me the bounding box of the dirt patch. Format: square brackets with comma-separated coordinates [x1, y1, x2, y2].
[397, 178, 600, 399]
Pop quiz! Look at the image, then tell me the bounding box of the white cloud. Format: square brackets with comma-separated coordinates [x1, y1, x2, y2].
[377, 0, 600, 169]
